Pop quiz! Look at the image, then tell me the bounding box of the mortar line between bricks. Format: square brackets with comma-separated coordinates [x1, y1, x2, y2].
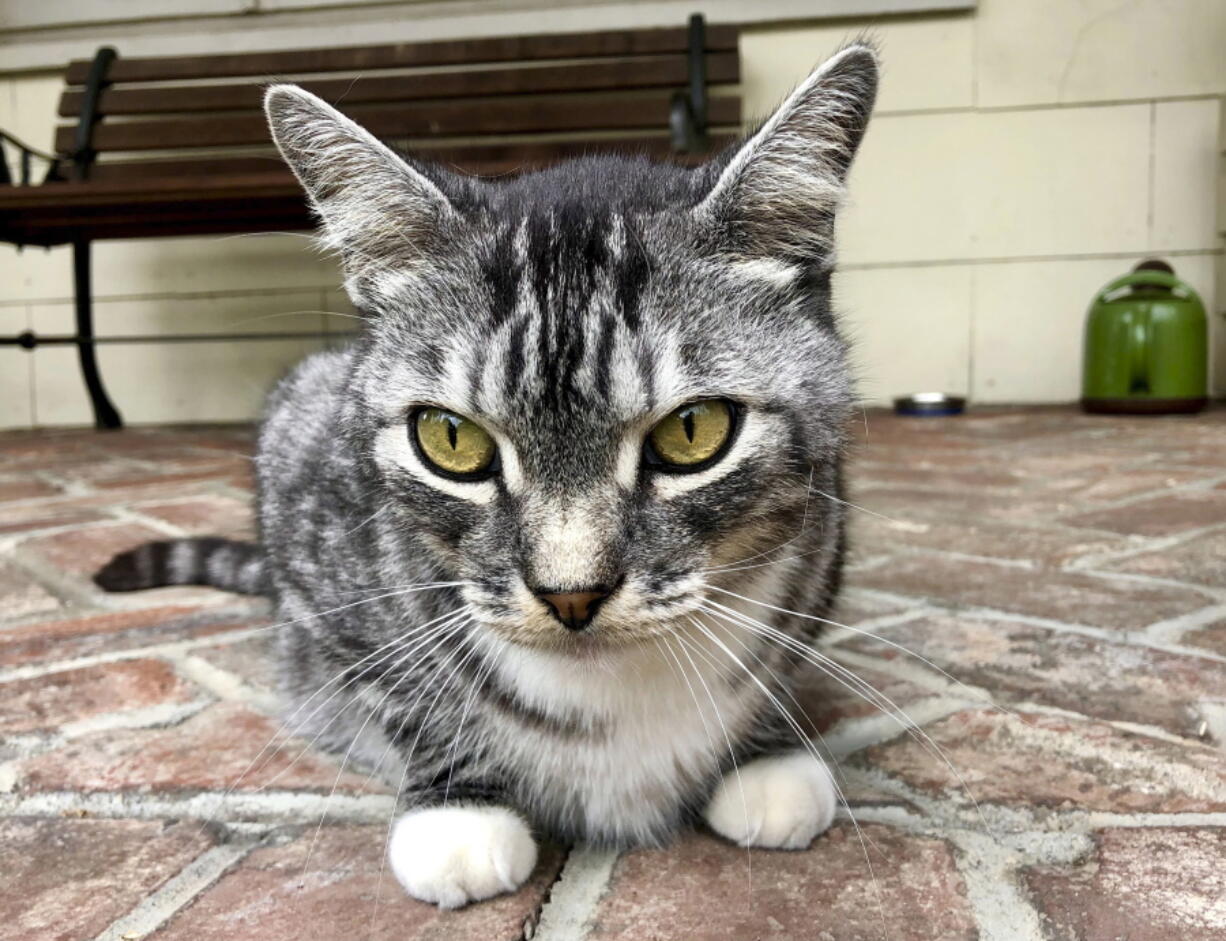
[1142, 602, 1226, 644]
[106, 505, 192, 539]
[854, 469, 1226, 518]
[1047, 470, 1226, 514]
[0, 593, 266, 639]
[0, 548, 107, 610]
[0, 516, 141, 553]
[531, 845, 620, 941]
[944, 830, 1058, 941]
[846, 798, 1226, 837]
[0, 698, 217, 788]
[0, 624, 277, 684]
[166, 649, 281, 714]
[1074, 567, 1226, 601]
[847, 590, 1226, 664]
[91, 837, 261, 941]
[901, 537, 1226, 596]
[827, 637, 1214, 751]
[861, 542, 1224, 603]
[1064, 521, 1226, 571]
[1, 790, 397, 824]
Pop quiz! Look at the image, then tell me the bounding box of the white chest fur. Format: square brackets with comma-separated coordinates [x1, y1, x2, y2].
[489, 627, 765, 844]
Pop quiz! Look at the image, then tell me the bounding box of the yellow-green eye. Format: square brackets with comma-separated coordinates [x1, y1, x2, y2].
[414, 408, 497, 478]
[648, 400, 734, 469]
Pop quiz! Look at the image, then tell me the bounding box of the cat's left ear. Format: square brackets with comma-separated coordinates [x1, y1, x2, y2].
[696, 42, 878, 262]
[264, 84, 460, 277]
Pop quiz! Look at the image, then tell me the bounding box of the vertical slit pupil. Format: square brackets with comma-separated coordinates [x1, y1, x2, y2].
[681, 410, 696, 443]
[446, 417, 459, 450]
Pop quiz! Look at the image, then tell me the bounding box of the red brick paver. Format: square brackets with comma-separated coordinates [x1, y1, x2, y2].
[1025, 828, 1226, 940]
[1, 408, 1223, 940]
[0, 818, 214, 941]
[587, 828, 977, 941]
[153, 828, 564, 941]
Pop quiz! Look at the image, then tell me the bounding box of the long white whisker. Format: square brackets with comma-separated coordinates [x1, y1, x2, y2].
[809, 486, 903, 524]
[682, 615, 890, 936]
[234, 582, 471, 636]
[671, 628, 756, 894]
[441, 640, 503, 805]
[705, 589, 1019, 721]
[704, 467, 818, 576]
[302, 617, 472, 873]
[365, 629, 481, 937]
[702, 602, 990, 832]
[253, 610, 469, 794]
[203, 605, 467, 831]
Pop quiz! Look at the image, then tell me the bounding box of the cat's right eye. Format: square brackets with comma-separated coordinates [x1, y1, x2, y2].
[412, 407, 499, 480]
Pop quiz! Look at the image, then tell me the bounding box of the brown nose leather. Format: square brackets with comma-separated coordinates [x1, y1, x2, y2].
[537, 589, 610, 631]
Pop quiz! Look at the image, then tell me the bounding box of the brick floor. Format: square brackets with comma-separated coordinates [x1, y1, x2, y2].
[1, 408, 1224, 940]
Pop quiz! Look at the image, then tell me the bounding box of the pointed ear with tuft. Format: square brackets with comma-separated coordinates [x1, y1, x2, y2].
[264, 84, 459, 280]
[697, 42, 879, 263]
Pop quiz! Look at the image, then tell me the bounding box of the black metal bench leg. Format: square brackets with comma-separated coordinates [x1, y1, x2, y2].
[72, 239, 122, 429]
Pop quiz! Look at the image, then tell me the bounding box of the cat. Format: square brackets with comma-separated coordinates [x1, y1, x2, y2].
[95, 41, 878, 909]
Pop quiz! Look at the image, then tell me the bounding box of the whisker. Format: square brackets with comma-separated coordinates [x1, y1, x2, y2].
[232, 582, 471, 636]
[681, 616, 890, 936]
[441, 638, 503, 805]
[703, 479, 817, 576]
[809, 486, 903, 525]
[339, 505, 390, 539]
[701, 602, 991, 833]
[200, 605, 467, 830]
[248, 609, 470, 794]
[704, 589, 1019, 721]
[669, 629, 755, 895]
[365, 626, 489, 929]
[302, 616, 473, 873]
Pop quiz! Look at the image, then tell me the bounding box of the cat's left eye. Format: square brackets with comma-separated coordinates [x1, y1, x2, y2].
[645, 399, 736, 472]
[413, 407, 498, 480]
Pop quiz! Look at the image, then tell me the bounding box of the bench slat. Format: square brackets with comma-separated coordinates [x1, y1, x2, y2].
[59, 53, 739, 118]
[84, 133, 735, 182]
[56, 93, 741, 153]
[64, 25, 739, 85]
[1, 133, 735, 245]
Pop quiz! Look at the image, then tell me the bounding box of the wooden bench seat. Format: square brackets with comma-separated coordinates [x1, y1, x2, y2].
[0, 16, 741, 427]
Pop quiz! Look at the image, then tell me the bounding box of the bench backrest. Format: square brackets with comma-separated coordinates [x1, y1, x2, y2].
[54, 23, 741, 184]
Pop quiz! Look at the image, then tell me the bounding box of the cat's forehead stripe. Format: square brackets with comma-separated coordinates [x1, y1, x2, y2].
[475, 208, 652, 414]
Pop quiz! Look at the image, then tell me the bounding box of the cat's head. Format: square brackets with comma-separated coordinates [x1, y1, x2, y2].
[265, 44, 877, 652]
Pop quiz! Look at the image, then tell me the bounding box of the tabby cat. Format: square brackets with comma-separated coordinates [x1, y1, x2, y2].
[96, 42, 878, 908]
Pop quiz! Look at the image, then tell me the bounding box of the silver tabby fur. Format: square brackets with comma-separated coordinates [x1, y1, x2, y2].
[97, 43, 879, 848]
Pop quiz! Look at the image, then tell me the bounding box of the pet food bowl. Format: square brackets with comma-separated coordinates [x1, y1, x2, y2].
[893, 393, 966, 417]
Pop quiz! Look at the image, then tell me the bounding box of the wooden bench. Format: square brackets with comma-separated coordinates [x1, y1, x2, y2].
[0, 16, 740, 428]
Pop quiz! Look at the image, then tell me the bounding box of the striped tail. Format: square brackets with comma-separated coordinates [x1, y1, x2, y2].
[94, 538, 269, 596]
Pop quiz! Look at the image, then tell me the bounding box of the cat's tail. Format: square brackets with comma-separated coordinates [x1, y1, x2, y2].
[94, 538, 269, 596]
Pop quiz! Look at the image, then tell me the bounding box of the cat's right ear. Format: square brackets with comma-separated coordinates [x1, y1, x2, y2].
[695, 43, 879, 263]
[264, 84, 458, 277]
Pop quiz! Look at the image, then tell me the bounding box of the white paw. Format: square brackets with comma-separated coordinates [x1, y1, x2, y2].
[388, 805, 538, 909]
[704, 751, 838, 849]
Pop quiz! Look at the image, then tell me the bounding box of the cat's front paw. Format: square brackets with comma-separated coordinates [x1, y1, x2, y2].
[704, 751, 838, 849]
[388, 805, 537, 909]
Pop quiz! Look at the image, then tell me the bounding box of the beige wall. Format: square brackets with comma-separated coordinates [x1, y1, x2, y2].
[2, 0, 1224, 428]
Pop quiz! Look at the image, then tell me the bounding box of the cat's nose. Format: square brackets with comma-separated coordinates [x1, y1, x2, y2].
[535, 587, 612, 631]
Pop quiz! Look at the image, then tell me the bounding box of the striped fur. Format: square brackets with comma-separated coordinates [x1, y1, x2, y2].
[94, 537, 268, 594]
[96, 43, 879, 905]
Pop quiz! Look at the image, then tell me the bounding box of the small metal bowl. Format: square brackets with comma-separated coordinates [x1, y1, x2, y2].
[893, 392, 966, 417]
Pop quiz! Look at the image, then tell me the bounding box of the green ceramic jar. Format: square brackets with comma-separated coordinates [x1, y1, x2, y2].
[1082, 263, 1207, 414]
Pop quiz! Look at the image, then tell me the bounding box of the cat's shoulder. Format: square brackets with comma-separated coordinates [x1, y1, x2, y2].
[264, 347, 354, 416]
